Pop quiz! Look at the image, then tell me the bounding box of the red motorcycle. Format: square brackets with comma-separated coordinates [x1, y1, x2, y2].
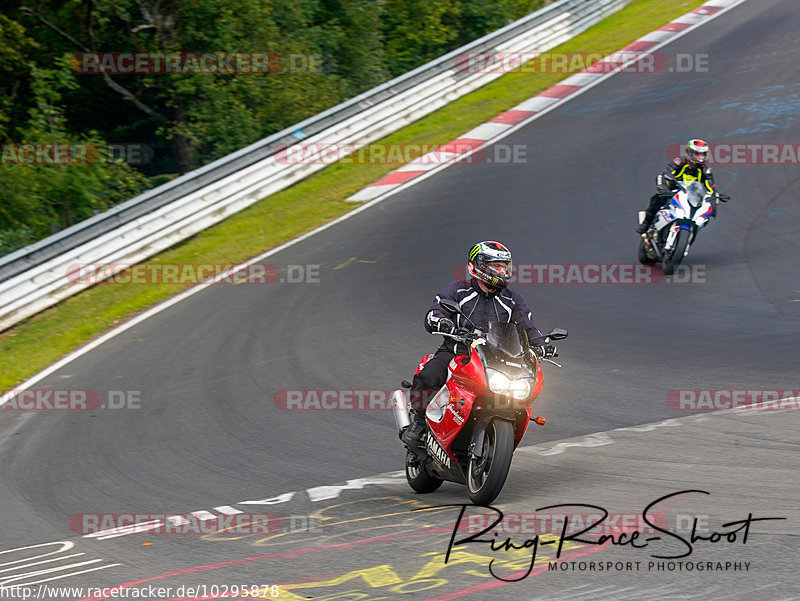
[393, 298, 567, 504]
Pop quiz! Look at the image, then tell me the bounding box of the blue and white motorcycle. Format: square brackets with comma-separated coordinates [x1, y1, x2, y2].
[637, 180, 730, 275]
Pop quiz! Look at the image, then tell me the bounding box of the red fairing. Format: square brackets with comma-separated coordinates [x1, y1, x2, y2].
[449, 347, 486, 390]
[425, 345, 548, 460]
[425, 348, 485, 457]
[531, 361, 544, 401]
[435, 378, 475, 452]
[414, 354, 434, 375]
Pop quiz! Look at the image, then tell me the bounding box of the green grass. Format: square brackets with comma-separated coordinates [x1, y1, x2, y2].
[0, 0, 708, 389]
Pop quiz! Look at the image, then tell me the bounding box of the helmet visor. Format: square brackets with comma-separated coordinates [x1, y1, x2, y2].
[688, 150, 707, 164]
[484, 260, 512, 284]
[686, 142, 708, 164]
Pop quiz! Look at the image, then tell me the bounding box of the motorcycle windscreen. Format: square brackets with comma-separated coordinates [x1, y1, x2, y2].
[684, 180, 706, 207]
[485, 322, 530, 358]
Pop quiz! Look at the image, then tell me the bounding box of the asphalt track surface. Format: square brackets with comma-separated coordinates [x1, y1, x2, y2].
[1, 1, 799, 599]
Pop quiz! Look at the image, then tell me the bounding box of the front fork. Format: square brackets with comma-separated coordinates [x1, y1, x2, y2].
[664, 224, 680, 252]
[663, 220, 695, 254]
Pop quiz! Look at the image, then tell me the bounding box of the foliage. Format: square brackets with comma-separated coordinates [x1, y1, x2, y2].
[0, 0, 548, 255]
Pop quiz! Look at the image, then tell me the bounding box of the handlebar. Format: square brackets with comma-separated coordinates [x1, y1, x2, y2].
[537, 356, 562, 368]
[439, 330, 482, 343]
[441, 330, 564, 368]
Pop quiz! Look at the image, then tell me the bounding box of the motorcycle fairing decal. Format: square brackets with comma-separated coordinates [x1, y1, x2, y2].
[664, 225, 680, 249]
[447, 404, 465, 425]
[657, 207, 677, 226]
[426, 435, 452, 469]
[678, 224, 691, 230]
[414, 354, 434, 375]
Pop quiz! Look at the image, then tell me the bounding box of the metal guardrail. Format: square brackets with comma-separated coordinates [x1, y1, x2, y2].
[0, 0, 628, 331]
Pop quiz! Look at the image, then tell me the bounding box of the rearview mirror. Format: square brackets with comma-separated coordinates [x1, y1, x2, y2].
[439, 298, 463, 315]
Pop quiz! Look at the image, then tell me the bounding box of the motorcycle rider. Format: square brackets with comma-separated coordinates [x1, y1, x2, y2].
[635, 139, 720, 234]
[401, 241, 556, 446]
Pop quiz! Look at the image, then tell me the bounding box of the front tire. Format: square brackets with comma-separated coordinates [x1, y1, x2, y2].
[662, 228, 690, 275]
[467, 419, 514, 505]
[405, 449, 443, 494]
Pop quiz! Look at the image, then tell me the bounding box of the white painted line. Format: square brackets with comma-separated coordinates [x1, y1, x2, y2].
[0, 559, 107, 587]
[672, 13, 706, 25]
[460, 122, 512, 140]
[614, 418, 681, 432]
[214, 505, 245, 515]
[638, 30, 679, 43]
[397, 151, 458, 171]
[0, 541, 120, 588]
[0, 553, 85, 574]
[523, 432, 614, 456]
[560, 72, 605, 87]
[70, 402, 794, 543]
[0, 541, 75, 568]
[514, 95, 560, 112]
[306, 475, 412, 502]
[347, 185, 393, 201]
[9, 563, 121, 588]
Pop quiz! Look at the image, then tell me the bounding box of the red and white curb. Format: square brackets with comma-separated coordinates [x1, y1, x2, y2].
[348, 0, 745, 202]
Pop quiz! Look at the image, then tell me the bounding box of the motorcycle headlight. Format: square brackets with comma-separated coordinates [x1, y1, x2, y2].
[509, 378, 532, 400]
[487, 369, 533, 400]
[488, 370, 511, 395]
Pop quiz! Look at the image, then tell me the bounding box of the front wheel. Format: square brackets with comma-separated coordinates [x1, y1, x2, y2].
[405, 450, 443, 493]
[467, 419, 514, 505]
[662, 228, 691, 275]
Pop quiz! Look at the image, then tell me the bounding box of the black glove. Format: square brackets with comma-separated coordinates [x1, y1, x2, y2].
[537, 344, 558, 358]
[657, 173, 676, 194]
[437, 318, 455, 335]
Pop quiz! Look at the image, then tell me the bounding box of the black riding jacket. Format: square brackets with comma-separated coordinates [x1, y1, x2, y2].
[424, 279, 546, 351]
[658, 158, 716, 195]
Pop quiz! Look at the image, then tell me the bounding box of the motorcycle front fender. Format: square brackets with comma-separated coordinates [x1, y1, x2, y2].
[469, 413, 517, 459]
[664, 219, 694, 251]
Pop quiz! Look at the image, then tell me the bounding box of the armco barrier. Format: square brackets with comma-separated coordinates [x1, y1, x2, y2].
[0, 0, 628, 331]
